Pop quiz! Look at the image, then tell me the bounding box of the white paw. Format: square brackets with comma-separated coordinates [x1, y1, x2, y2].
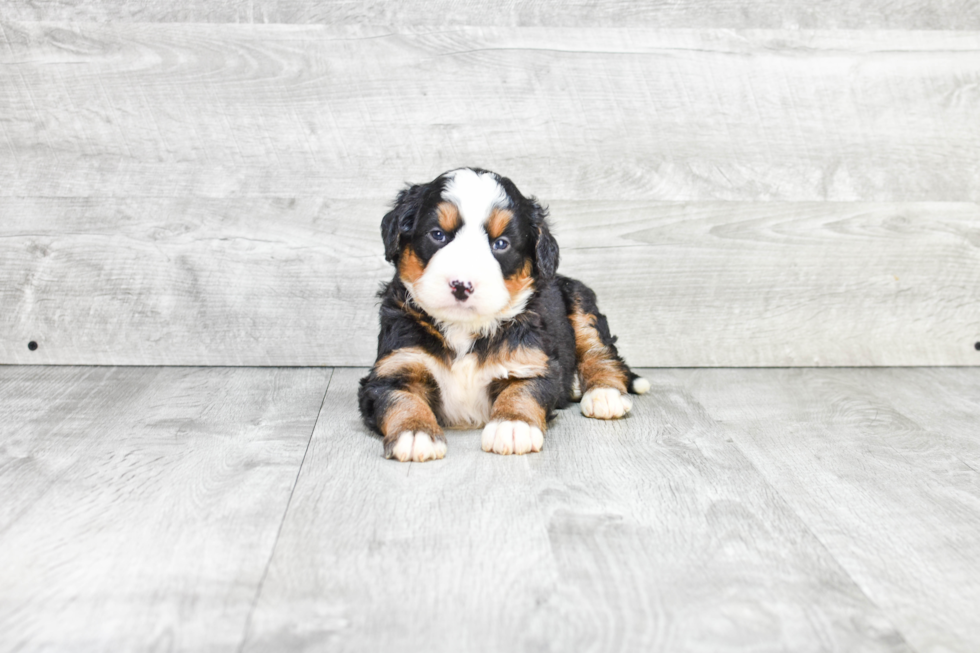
[631, 377, 651, 395]
[389, 431, 447, 462]
[481, 420, 544, 456]
[580, 387, 633, 419]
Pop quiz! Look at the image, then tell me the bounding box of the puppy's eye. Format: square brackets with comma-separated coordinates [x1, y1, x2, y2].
[492, 237, 510, 252]
[430, 229, 447, 243]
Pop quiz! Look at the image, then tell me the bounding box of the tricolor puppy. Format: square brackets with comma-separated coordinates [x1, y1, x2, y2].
[359, 168, 649, 462]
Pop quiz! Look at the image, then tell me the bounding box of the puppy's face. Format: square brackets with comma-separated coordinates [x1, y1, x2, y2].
[382, 168, 559, 329]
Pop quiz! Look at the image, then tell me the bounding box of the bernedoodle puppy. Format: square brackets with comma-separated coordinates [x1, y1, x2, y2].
[359, 167, 649, 462]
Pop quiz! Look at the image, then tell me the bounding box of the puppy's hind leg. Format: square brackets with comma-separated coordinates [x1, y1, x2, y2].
[559, 278, 649, 419]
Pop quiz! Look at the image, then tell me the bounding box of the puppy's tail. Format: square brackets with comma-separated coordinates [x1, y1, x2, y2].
[629, 375, 651, 395]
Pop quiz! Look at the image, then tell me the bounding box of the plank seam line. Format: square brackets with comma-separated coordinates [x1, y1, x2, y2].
[236, 367, 335, 653]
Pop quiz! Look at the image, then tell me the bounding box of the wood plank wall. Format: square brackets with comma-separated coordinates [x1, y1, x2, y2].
[1, 4, 978, 366]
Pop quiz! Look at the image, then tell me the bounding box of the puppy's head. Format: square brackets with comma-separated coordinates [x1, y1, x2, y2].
[381, 168, 558, 329]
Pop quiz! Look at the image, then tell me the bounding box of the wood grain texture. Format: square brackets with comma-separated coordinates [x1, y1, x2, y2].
[678, 367, 980, 653]
[1, 24, 978, 201]
[831, 367, 980, 470]
[0, 197, 387, 366]
[241, 368, 911, 653]
[558, 201, 980, 367]
[0, 365, 331, 653]
[3, 198, 978, 366]
[4, 366, 978, 651]
[3, 0, 979, 29]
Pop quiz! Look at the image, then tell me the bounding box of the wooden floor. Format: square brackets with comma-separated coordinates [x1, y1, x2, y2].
[1, 366, 978, 652]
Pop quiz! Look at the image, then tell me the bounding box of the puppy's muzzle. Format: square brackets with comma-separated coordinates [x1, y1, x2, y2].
[449, 280, 474, 302]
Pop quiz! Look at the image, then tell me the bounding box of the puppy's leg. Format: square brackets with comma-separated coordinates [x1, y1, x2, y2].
[481, 379, 546, 455]
[561, 279, 649, 419]
[379, 390, 446, 462]
[359, 349, 447, 462]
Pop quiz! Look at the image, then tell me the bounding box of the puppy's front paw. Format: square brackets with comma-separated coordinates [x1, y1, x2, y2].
[580, 387, 633, 419]
[481, 420, 544, 456]
[386, 431, 447, 462]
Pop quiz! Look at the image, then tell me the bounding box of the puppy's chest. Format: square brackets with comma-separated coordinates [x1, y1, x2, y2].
[430, 353, 507, 429]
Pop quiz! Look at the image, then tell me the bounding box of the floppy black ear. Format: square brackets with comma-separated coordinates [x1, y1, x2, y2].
[531, 201, 559, 279]
[381, 183, 426, 264]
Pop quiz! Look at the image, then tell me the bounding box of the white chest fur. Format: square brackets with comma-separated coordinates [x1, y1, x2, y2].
[430, 353, 511, 428]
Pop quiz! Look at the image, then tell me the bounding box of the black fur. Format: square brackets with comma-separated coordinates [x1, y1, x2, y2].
[381, 183, 430, 264]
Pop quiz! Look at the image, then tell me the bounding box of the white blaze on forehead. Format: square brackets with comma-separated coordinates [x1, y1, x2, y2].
[442, 169, 508, 224]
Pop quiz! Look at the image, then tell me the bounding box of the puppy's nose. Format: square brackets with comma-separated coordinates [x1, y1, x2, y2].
[449, 280, 474, 301]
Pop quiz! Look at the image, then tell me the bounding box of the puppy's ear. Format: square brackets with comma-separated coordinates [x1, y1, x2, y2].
[531, 200, 560, 279]
[381, 183, 426, 264]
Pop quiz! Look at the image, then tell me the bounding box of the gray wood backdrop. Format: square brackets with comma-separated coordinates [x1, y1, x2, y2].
[2, 4, 979, 366]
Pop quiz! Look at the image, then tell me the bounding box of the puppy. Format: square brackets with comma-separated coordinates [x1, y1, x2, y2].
[359, 167, 649, 462]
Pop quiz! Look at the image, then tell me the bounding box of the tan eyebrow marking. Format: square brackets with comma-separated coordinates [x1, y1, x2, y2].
[486, 207, 513, 240]
[436, 201, 461, 232]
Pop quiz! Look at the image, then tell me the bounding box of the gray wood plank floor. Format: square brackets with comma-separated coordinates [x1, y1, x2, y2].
[1, 366, 978, 652]
[0, 366, 331, 653]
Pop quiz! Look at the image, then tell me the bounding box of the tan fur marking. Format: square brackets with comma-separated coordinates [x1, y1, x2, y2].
[569, 309, 629, 394]
[486, 207, 514, 240]
[503, 259, 534, 299]
[375, 347, 440, 378]
[437, 201, 461, 232]
[486, 344, 549, 378]
[381, 390, 443, 439]
[491, 380, 546, 431]
[374, 347, 445, 410]
[398, 246, 425, 284]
